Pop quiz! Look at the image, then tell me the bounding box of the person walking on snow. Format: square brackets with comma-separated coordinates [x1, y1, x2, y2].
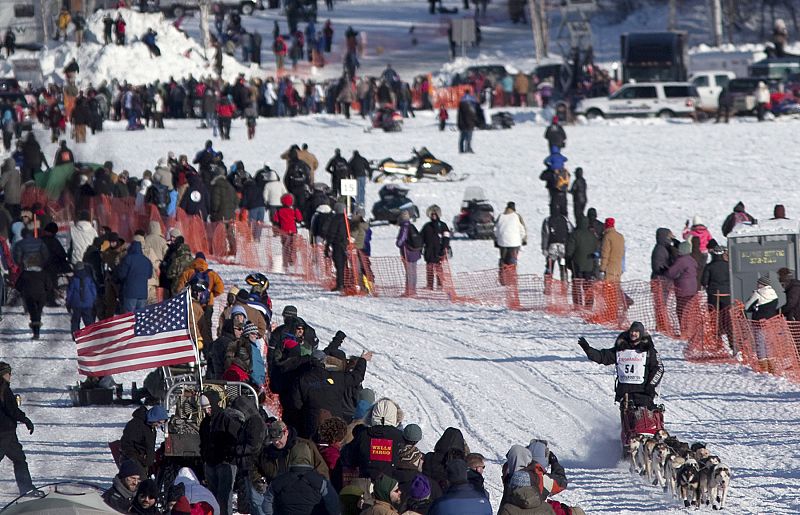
[494, 201, 527, 271]
[0, 362, 38, 497]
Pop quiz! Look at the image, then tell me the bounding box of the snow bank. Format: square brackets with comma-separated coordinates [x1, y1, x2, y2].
[0, 9, 252, 86]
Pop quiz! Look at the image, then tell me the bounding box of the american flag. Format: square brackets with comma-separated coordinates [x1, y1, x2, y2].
[75, 291, 197, 376]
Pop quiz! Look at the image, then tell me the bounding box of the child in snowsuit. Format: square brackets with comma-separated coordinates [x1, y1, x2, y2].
[273, 193, 303, 269]
[65, 261, 97, 335]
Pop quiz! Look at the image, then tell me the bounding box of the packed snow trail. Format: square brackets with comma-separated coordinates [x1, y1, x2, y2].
[3, 267, 799, 513]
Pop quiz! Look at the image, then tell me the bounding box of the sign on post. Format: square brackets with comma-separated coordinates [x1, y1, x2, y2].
[340, 179, 357, 197]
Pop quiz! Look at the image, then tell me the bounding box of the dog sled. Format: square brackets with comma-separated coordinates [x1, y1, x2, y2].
[620, 394, 664, 458]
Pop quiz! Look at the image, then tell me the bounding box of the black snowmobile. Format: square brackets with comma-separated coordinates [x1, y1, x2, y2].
[490, 111, 515, 129]
[371, 184, 420, 224]
[373, 147, 458, 183]
[452, 186, 496, 239]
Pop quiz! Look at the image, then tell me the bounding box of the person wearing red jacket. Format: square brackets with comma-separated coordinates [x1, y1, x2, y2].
[272, 193, 303, 268]
[274, 35, 288, 71]
[216, 98, 235, 140]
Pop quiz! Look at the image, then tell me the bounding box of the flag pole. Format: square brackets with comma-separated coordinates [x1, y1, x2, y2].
[186, 289, 204, 392]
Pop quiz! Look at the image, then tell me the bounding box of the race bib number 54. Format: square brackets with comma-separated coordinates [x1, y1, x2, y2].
[616, 349, 647, 384]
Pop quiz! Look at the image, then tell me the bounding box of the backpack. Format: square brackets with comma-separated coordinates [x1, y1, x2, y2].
[189, 269, 211, 305]
[149, 183, 169, 215]
[286, 162, 308, 191]
[333, 159, 350, 178]
[406, 224, 423, 251]
[554, 168, 570, 192]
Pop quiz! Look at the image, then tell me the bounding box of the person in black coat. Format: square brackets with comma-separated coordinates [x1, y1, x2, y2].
[569, 166, 587, 222]
[265, 444, 340, 515]
[541, 206, 573, 281]
[651, 228, 678, 279]
[179, 173, 210, 220]
[702, 245, 731, 310]
[119, 405, 167, 472]
[544, 115, 566, 152]
[325, 149, 351, 198]
[421, 426, 469, 494]
[232, 395, 266, 515]
[20, 133, 44, 183]
[15, 266, 47, 339]
[325, 203, 349, 291]
[586, 207, 604, 278]
[0, 362, 36, 496]
[102, 460, 145, 513]
[456, 91, 478, 153]
[721, 201, 756, 237]
[53, 140, 74, 166]
[421, 204, 451, 290]
[208, 318, 240, 380]
[349, 150, 371, 205]
[41, 222, 71, 306]
[341, 398, 404, 480]
[579, 321, 664, 408]
[129, 478, 160, 515]
[778, 267, 800, 321]
[200, 390, 243, 515]
[290, 348, 369, 439]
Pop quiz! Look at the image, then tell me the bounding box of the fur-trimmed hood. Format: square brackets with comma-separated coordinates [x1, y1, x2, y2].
[369, 397, 403, 427]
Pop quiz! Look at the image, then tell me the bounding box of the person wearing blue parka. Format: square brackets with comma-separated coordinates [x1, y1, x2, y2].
[116, 240, 153, 313]
[65, 261, 97, 334]
[428, 459, 493, 515]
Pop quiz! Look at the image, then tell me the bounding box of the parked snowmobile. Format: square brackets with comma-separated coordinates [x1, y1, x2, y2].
[371, 105, 403, 132]
[373, 147, 457, 182]
[452, 186, 496, 239]
[371, 184, 420, 224]
[490, 111, 515, 129]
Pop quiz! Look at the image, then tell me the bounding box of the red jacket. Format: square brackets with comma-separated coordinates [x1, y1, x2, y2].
[272, 194, 303, 233]
[217, 102, 235, 118]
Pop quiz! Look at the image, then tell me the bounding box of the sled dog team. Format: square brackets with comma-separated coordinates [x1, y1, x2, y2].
[628, 430, 730, 510]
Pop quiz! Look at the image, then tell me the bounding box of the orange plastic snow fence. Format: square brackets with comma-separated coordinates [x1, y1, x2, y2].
[21, 185, 800, 385]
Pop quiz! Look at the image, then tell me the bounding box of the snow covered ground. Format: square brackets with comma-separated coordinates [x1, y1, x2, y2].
[2, 112, 800, 513]
[2, 1, 800, 513]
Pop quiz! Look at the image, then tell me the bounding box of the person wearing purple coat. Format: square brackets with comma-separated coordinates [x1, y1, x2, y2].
[666, 240, 699, 330]
[396, 210, 422, 296]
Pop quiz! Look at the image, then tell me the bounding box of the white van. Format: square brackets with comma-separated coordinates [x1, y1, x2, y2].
[689, 71, 735, 111]
[574, 82, 699, 119]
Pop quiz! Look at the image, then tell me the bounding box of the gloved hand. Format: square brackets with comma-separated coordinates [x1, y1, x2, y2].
[548, 451, 558, 465]
[578, 337, 589, 348]
[331, 330, 346, 346]
[23, 418, 34, 435]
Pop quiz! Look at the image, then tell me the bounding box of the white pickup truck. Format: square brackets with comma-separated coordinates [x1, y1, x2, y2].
[689, 71, 736, 112]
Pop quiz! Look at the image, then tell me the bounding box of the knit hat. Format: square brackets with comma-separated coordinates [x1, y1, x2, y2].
[372, 474, 398, 502]
[0, 361, 11, 377]
[370, 398, 399, 427]
[403, 424, 422, 444]
[242, 321, 259, 338]
[168, 227, 182, 239]
[509, 470, 532, 489]
[408, 474, 431, 500]
[171, 495, 191, 515]
[289, 443, 313, 467]
[758, 276, 771, 287]
[44, 222, 59, 234]
[678, 240, 692, 256]
[528, 440, 548, 466]
[282, 305, 298, 318]
[692, 215, 704, 226]
[195, 252, 206, 260]
[267, 420, 287, 442]
[199, 395, 211, 410]
[230, 305, 247, 319]
[446, 458, 468, 485]
[147, 405, 168, 423]
[506, 201, 516, 211]
[119, 460, 145, 480]
[778, 267, 793, 279]
[604, 217, 615, 229]
[136, 478, 158, 499]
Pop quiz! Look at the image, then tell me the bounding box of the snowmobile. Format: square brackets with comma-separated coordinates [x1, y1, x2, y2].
[370, 105, 403, 132]
[373, 147, 457, 182]
[371, 184, 420, 224]
[490, 111, 515, 129]
[452, 186, 496, 239]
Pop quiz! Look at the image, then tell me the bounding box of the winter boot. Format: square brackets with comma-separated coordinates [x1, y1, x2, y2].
[31, 323, 41, 340]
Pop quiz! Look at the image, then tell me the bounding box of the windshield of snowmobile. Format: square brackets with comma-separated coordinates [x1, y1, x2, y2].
[416, 147, 433, 158]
